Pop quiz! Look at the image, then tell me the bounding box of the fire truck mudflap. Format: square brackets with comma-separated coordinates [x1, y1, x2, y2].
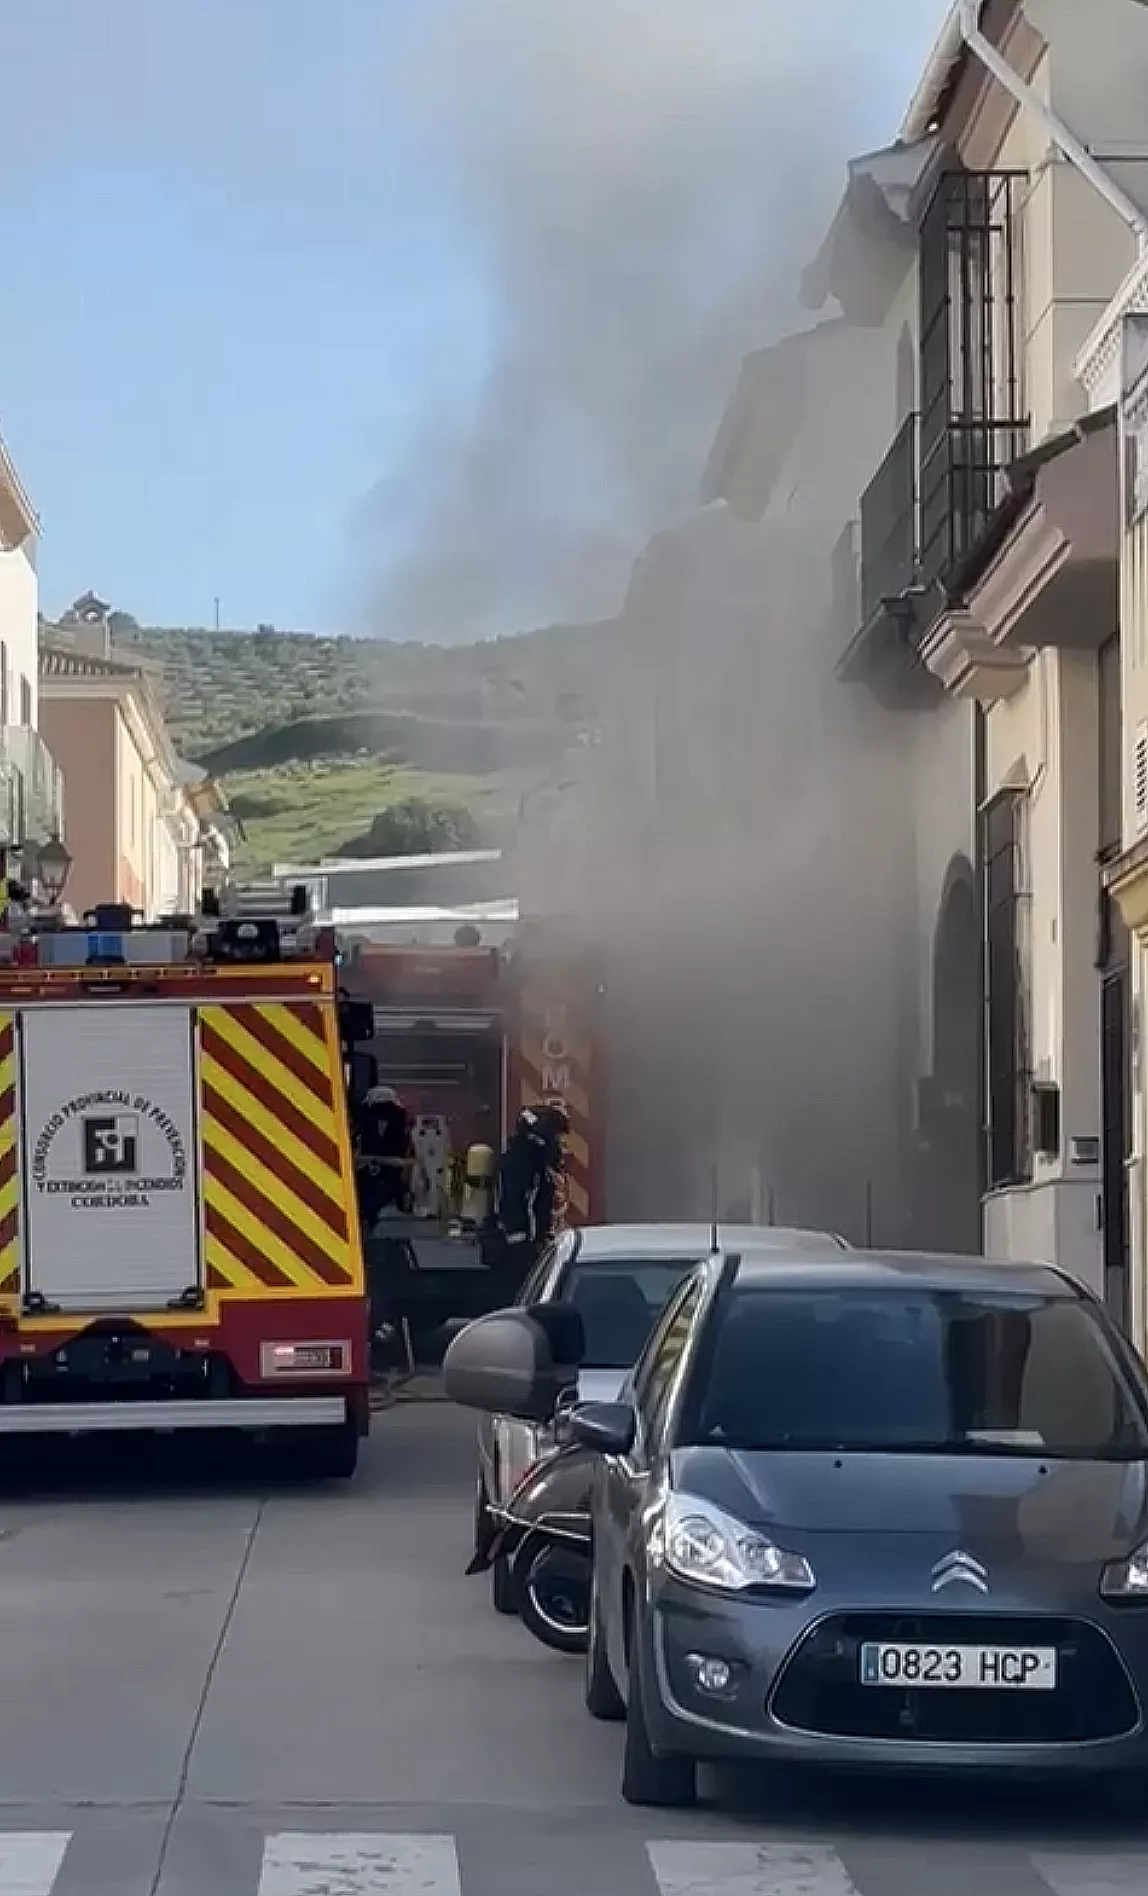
[0, 894, 371, 1474]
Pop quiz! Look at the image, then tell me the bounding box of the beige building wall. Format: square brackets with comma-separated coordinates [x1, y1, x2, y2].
[0, 545, 37, 734]
[1078, 280, 1148, 1346]
[902, 0, 1148, 1287]
[35, 698, 117, 919]
[39, 659, 204, 923]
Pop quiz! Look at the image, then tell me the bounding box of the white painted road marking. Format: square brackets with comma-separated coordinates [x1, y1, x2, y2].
[2, 1824, 1148, 1894]
[0, 1835, 71, 1896]
[647, 1839, 861, 1896]
[1030, 1855, 1148, 1896]
[257, 1833, 462, 1896]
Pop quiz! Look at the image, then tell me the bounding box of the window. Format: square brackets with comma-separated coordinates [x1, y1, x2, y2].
[984, 789, 1031, 1188]
[515, 1238, 566, 1308]
[634, 1272, 706, 1443]
[562, 1256, 699, 1369]
[680, 1286, 1148, 1460]
[918, 169, 1027, 586]
[19, 675, 31, 727]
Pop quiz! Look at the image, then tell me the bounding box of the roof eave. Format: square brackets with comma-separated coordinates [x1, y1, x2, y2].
[901, 3, 974, 143]
[0, 434, 40, 551]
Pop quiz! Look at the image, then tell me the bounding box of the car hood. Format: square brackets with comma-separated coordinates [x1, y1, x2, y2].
[670, 1446, 1148, 1559]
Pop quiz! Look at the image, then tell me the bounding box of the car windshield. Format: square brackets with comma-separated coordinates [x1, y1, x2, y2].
[680, 1286, 1148, 1460]
[564, 1257, 699, 1369]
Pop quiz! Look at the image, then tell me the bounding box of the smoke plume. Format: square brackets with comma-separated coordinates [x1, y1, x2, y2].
[366, 0, 930, 643]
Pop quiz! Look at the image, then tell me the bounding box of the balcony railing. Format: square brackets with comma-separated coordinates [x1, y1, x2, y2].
[919, 418, 1029, 589]
[918, 169, 1029, 589]
[859, 413, 919, 622]
[0, 726, 64, 846]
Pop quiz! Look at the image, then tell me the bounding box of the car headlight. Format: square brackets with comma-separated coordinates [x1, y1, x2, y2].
[651, 1492, 815, 1595]
[1101, 1544, 1148, 1599]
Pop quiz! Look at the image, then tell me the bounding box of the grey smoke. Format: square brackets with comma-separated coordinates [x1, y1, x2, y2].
[365, 0, 933, 642]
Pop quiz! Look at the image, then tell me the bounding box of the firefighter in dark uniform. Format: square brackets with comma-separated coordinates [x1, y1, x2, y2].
[355, 1084, 415, 1226]
[494, 1101, 569, 1289]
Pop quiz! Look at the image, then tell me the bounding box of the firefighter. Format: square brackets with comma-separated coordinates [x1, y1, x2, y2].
[496, 1101, 569, 1257]
[355, 1084, 415, 1226]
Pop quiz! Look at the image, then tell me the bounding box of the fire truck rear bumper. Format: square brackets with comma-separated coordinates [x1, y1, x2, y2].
[0, 1396, 350, 1434]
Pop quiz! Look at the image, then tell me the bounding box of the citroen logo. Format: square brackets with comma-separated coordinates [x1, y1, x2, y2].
[931, 1550, 990, 1594]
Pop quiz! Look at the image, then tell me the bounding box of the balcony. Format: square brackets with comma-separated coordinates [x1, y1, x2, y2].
[919, 418, 1030, 588]
[836, 414, 941, 709]
[918, 170, 1030, 591]
[0, 726, 64, 846]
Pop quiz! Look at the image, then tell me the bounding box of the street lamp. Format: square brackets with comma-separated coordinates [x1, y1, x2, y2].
[36, 835, 72, 906]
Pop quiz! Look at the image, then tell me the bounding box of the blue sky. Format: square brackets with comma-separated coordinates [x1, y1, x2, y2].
[0, 0, 948, 637]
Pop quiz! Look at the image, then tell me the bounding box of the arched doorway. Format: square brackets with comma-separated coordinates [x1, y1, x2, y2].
[916, 857, 982, 1252]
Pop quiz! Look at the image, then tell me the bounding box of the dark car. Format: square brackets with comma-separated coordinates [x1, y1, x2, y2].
[444, 1245, 1148, 1807]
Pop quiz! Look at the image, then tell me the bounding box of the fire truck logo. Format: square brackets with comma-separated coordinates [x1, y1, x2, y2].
[82, 1114, 139, 1175]
[31, 1090, 188, 1210]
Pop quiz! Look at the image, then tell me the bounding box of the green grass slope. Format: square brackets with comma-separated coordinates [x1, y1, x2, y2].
[110, 620, 606, 873]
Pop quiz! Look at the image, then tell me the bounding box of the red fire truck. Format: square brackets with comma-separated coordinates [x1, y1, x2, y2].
[0, 885, 370, 1474]
[338, 922, 602, 1348]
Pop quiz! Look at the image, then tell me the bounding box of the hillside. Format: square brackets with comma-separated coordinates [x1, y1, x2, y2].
[106, 619, 608, 873]
[113, 619, 607, 756]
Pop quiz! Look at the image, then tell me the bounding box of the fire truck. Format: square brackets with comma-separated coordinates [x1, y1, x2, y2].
[337, 919, 602, 1353]
[0, 882, 370, 1475]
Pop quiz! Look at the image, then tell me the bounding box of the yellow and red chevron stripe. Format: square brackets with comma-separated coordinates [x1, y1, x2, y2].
[198, 1000, 363, 1296]
[516, 985, 597, 1224]
[0, 1013, 17, 1296]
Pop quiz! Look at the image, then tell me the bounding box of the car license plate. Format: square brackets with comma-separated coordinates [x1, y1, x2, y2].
[859, 1642, 1057, 1690]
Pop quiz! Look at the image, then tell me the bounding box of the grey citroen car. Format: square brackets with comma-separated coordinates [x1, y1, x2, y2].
[471, 1222, 848, 1613]
[446, 1244, 1148, 1806]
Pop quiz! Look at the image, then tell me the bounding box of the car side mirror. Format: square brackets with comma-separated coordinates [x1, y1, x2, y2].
[567, 1400, 636, 1458]
[442, 1305, 586, 1423]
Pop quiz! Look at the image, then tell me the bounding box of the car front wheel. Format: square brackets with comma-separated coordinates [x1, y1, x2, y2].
[621, 1598, 696, 1807]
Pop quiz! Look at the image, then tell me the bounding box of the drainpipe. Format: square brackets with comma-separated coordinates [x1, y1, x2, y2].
[957, 0, 1148, 250]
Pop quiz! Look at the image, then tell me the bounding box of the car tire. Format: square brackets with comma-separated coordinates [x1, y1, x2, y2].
[584, 1565, 624, 1721]
[517, 1537, 590, 1655]
[621, 1602, 697, 1808]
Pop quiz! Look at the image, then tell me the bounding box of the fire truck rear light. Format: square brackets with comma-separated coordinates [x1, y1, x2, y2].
[260, 1341, 350, 1376]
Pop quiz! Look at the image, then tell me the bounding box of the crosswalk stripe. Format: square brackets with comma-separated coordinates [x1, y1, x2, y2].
[1030, 1854, 1148, 1895]
[647, 1840, 860, 1896]
[0, 1835, 71, 1896]
[5, 1823, 1148, 1896]
[257, 1832, 462, 1896]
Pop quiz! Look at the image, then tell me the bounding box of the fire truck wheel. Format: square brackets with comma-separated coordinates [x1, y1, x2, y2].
[302, 1420, 360, 1480]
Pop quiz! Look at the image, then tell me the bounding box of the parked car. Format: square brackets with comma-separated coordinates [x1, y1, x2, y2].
[446, 1246, 1148, 1807]
[470, 1222, 848, 1614]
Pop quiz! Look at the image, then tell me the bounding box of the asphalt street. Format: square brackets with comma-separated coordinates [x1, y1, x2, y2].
[0, 1399, 1143, 1893]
